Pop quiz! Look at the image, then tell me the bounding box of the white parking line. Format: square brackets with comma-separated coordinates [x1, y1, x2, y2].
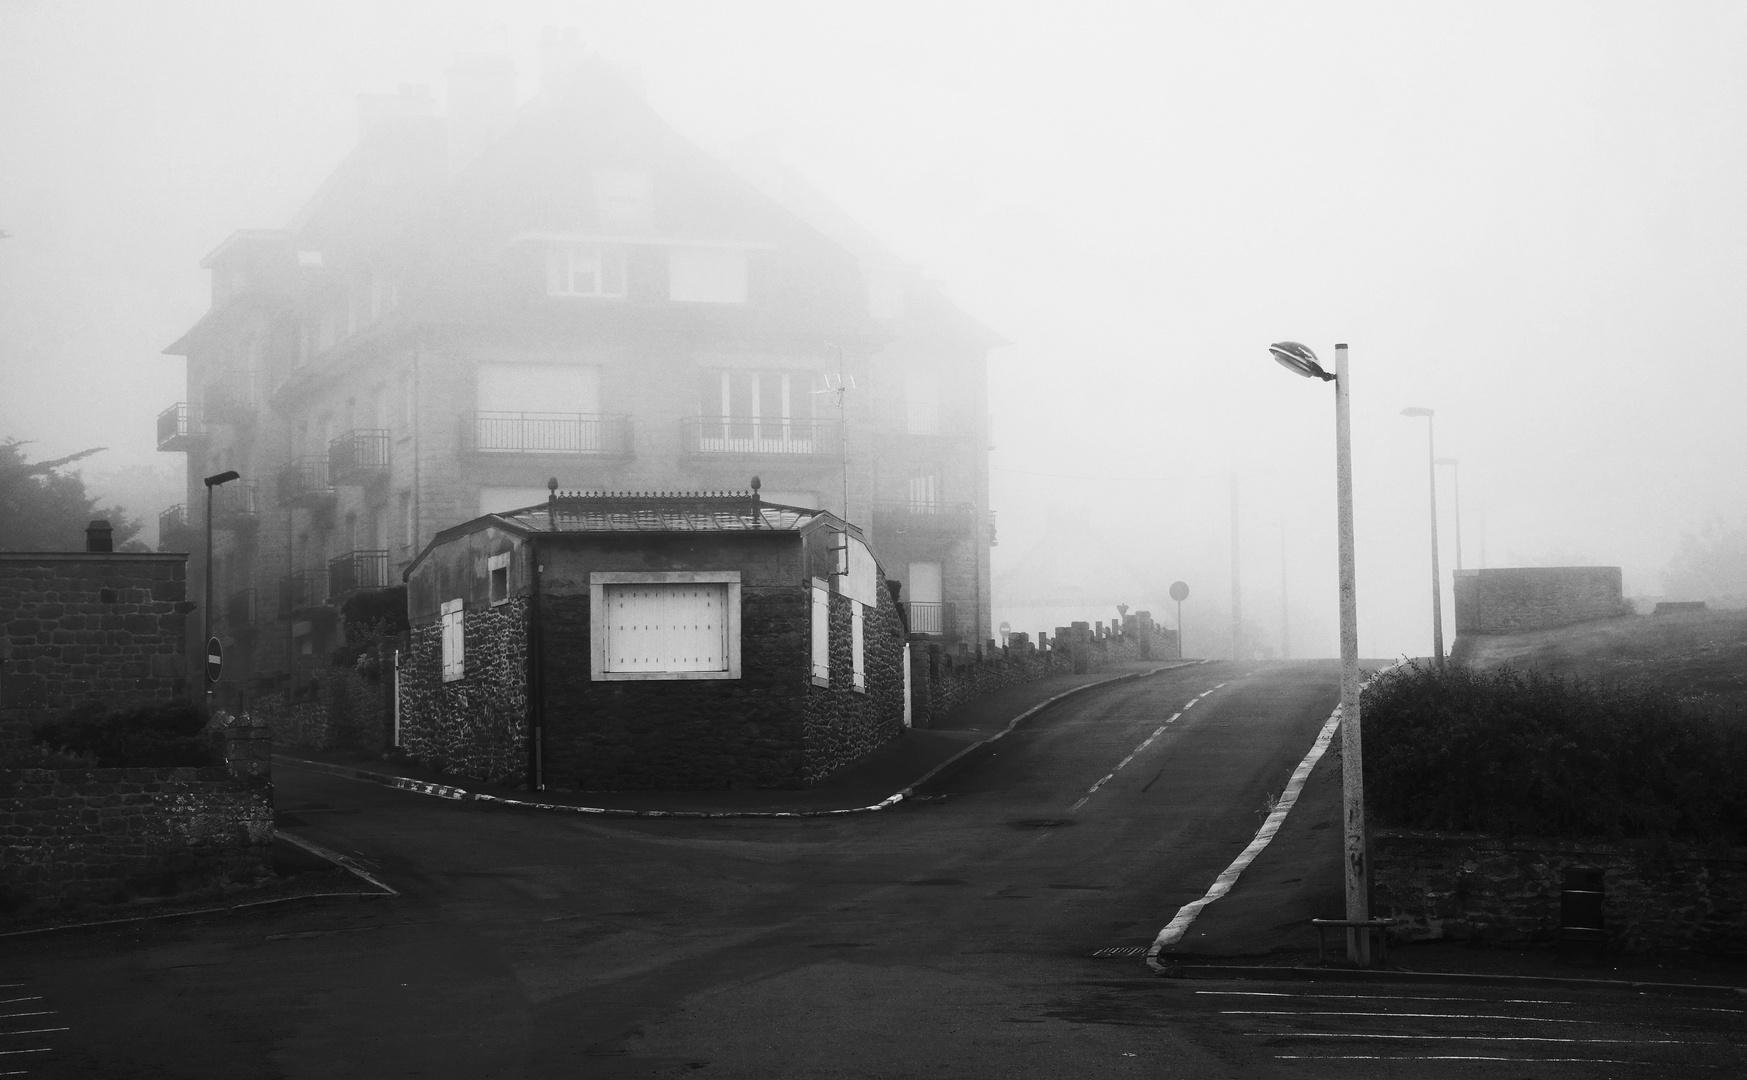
[0, 1012, 54, 1020]
[1224, 1009, 1613, 1025]
[1198, 991, 1567, 1004]
[0, 1028, 68, 1037]
[1267, 1033, 1684, 1044]
[1276, 1056, 1700, 1065]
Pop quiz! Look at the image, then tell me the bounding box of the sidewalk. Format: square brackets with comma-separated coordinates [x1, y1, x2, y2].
[274, 660, 1192, 818]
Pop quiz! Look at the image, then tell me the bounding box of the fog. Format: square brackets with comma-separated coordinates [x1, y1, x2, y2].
[3, 1, 1744, 659]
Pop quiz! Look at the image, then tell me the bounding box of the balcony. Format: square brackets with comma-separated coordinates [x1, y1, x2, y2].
[225, 588, 258, 635]
[872, 501, 976, 534]
[328, 428, 390, 484]
[211, 481, 259, 534]
[157, 504, 194, 552]
[275, 457, 334, 508]
[464, 412, 634, 457]
[903, 601, 958, 638]
[157, 403, 202, 452]
[682, 416, 840, 458]
[277, 569, 329, 619]
[328, 549, 391, 600]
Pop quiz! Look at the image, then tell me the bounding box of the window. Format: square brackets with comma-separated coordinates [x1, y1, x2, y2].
[811, 579, 830, 686]
[699, 370, 815, 452]
[851, 602, 866, 693]
[591, 572, 741, 680]
[669, 248, 748, 303]
[441, 598, 465, 682]
[904, 368, 940, 435]
[547, 244, 627, 297]
[489, 553, 509, 606]
[906, 467, 941, 510]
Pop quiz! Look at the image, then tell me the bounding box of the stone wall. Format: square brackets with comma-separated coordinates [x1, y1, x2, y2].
[1452, 566, 1631, 636]
[253, 663, 394, 758]
[802, 578, 908, 785]
[398, 597, 530, 786]
[0, 717, 274, 913]
[1373, 830, 1747, 955]
[911, 613, 1176, 728]
[0, 552, 190, 760]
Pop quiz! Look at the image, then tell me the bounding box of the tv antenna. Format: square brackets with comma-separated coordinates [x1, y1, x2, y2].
[813, 349, 857, 523]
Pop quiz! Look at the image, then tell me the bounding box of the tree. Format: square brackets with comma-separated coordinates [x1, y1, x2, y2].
[0, 438, 146, 552]
[1662, 519, 1747, 603]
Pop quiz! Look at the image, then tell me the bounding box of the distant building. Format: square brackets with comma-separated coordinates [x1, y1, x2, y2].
[158, 43, 1000, 699]
[1452, 566, 1632, 637]
[399, 490, 906, 790]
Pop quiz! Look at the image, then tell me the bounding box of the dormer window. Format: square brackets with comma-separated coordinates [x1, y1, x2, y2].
[548, 243, 627, 298]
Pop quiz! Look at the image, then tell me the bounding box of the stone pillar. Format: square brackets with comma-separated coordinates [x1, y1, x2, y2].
[222, 712, 274, 779]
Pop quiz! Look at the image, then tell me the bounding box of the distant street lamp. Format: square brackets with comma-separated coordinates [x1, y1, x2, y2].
[1435, 457, 1462, 571]
[1400, 408, 1445, 669]
[1268, 341, 1370, 966]
[203, 469, 240, 714]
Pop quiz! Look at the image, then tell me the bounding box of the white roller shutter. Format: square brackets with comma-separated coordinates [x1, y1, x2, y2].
[602, 582, 729, 673]
[476, 363, 600, 414]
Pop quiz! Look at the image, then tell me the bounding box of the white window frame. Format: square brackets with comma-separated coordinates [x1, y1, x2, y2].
[440, 598, 465, 682]
[547, 243, 628, 298]
[851, 601, 866, 693]
[488, 552, 510, 606]
[589, 571, 742, 681]
[810, 578, 830, 687]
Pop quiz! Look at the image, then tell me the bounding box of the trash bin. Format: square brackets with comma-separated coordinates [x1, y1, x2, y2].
[1557, 865, 1606, 963]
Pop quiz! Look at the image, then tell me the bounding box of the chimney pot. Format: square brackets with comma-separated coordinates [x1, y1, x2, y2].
[86, 520, 113, 552]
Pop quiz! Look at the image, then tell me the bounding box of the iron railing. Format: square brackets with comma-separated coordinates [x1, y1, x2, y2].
[157, 403, 200, 452]
[682, 416, 839, 457]
[903, 601, 957, 637]
[211, 481, 259, 531]
[466, 412, 634, 456]
[328, 429, 390, 481]
[157, 504, 193, 552]
[275, 457, 334, 507]
[328, 549, 391, 599]
[277, 570, 328, 619]
[873, 501, 975, 528]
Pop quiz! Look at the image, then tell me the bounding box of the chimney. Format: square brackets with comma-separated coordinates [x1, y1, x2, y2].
[446, 53, 518, 170]
[86, 520, 113, 552]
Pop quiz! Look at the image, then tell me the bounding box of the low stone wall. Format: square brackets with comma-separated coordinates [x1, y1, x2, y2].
[1452, 566, 1631, 636]
[0, 719, 274, 913]
[253, 664, 393, 757]
[912, 613, 1176, 727]
[1373, 829, 1747, 954]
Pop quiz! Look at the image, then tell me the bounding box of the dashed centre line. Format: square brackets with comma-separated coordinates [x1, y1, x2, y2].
[1067, 684, 1229, 811]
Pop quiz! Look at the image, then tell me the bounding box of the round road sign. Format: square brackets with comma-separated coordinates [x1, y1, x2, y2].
[206, 637, 223, 684]
[1169, 581, 1190, 602]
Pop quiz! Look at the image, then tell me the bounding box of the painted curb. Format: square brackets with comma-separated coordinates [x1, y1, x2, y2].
[273, 661, 1202, 820]
[1155, 962, 1747, 999]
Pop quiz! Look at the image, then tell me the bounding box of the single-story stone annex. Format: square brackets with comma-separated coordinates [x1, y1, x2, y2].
[398, 488, 909, 791]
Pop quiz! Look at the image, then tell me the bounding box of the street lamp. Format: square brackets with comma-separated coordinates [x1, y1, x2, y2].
[1434, 457, 1461, 571]
[1268, 341, 1370, 966]
[203, 469, 240, 714]
[1400, 407, 1445, 669]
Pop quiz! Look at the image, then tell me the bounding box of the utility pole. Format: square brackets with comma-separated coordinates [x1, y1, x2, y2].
[1280, 517, 1289, 660]
[1230, 471, 1242, 660]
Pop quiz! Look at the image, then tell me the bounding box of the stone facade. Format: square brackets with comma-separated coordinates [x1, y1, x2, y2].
[398, 598, 530, 786]
[0, 718, 274, 913]
[1373, 829, 1747, 955]
[802, 583, 907, 785]
[1452, 566, 1631, 637]
[0, 552, 190, 760]
[252, 663, 396, 757]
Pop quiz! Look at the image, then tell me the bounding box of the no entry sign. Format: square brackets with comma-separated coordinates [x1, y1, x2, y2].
[206, 637, 223, 684]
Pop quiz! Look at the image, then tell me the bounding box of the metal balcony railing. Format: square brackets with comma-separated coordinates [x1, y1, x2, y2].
[157, 504, 193, 552]
[275, 457, 334, 507]
[157, 403, 201, 452]
[328, 550, 391, 599]
[466, 412, 634, 456]
[328, 429, 390, 482]
[211, 481, 259, 531]
[682, 416, 839, 457]
[225, 587, 258, 632]
[903, 601, 957, 637]
[277, 570, 328, 619]
[873, 501, 976, 529]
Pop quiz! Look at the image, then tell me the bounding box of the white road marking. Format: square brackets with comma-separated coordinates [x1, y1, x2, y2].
[1275, 1056, 1698, 1065]
[0, 1012, 54, 1020]
[1069, 707, 1192, 812]
[1198, 991, 1567, 1005]
[1265, 1033, 1684, 1044]
[0, 1048, 52, 1056]
[1224, 1009, 1612, 1025]
[0, 1028, 69, 1037]
[276, 830, 399, 896]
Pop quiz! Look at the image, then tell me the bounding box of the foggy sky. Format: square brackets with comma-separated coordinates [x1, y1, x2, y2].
[3, 0, 1744, 659]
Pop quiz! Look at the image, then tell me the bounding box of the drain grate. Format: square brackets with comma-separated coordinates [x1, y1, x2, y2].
[1091, 946, 1150, 959]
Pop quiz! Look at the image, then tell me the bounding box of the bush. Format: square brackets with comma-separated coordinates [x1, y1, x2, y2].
[1362, 662, 1747, 845]
[31, 699, 220, 768]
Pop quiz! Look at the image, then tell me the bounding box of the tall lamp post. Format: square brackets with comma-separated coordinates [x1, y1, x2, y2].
[1435, 457, 1461, 571]
[1400, 407, 1444, 668]
[203, 469, 240, 714]
[1269, 341, 1370, 966]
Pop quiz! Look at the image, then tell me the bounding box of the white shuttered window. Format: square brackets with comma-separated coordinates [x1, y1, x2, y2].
[590, 572, 742, 681]
[811, 580, 830, 685]
[851, 602, 866, 693]
[440, 599, 465, 682]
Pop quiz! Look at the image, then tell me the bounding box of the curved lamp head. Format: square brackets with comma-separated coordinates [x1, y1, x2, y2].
[203, 470, 240, 488]
[1400, 406, 1434, 418]
[1269, 341, 1334, 381]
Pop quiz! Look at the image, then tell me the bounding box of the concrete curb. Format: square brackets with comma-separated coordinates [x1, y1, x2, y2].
[1155, 962, 1747, 999]
[274, 661, 1202, 820]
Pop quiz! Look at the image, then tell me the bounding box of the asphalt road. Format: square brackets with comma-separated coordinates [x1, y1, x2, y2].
[6, 660, 1743, 1078]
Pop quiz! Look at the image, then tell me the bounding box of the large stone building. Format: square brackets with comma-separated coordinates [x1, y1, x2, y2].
[157, 43, 999, 697]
